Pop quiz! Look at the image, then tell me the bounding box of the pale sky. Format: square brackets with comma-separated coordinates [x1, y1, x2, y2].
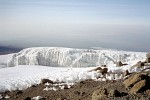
[0, 0, 150, 51]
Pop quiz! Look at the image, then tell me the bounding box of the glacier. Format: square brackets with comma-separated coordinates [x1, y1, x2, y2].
[7, 47, 146, 67]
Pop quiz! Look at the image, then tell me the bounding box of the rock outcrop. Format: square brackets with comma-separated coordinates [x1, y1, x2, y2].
[130, 80, 147, 94]
[123, 73, 148, 88]
[123, 73, 150, 94]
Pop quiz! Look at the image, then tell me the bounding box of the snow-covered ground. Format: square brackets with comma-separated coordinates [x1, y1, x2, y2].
[0, 65, 90, 92]
[0, 65, 148, 93]
[0, 47, 148, 92]
[7, 47, 146, 67]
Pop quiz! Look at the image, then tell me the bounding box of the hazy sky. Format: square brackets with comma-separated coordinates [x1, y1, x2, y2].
[0, 0, 150, 51]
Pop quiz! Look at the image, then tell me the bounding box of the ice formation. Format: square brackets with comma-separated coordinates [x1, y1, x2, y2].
[7, 47, 146, 67]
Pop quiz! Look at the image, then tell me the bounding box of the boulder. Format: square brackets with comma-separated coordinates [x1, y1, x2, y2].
[123, 70, 130, 77]
[137, 61, 145, 67]
[92, 88, 107, 100]
[99, 68, 108, 75]
[123, 73, 148, 88]
[108, 89, 121, 97]
[90, 67, 108, 75]
[130, 80, 147, 94]
[63, 84, 69, 89]
[116, 61, 123, 67]
[40, 79, 54, 84]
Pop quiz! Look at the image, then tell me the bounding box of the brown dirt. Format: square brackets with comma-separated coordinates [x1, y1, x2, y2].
[1, 79, 150, 100]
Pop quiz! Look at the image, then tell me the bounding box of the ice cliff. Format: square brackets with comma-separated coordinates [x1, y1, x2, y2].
[7, 47, 146, 67]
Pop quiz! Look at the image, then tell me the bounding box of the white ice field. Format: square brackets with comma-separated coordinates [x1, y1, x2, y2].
[0, 47, 148, 92]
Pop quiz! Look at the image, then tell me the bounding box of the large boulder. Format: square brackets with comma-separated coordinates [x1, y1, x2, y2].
[130, 80, 147, 94]
[92, 88, 107, 100]
[123, 73, 148, 88]
[124, 72, 150, 94]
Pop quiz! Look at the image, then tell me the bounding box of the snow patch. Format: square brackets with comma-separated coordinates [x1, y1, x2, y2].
[32, 96, 44, 100]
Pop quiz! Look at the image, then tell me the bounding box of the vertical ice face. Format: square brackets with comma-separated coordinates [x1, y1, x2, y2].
[7, 47, 146, 67]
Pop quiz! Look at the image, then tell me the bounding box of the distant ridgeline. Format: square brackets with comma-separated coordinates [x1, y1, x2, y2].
[0, 46, 22, 55]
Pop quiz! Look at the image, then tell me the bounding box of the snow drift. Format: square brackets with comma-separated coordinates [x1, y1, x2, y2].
[7, 47, 146, 67]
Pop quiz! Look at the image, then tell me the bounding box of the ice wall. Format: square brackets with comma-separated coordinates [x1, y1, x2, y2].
[7, 47, 146, 67]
